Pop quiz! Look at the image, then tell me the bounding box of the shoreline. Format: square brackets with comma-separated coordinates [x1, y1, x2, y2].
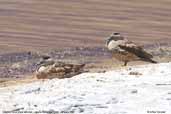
[0, 45, 171, 87]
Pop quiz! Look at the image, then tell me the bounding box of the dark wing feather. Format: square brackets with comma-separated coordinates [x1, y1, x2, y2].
[118, 43, 153, 60]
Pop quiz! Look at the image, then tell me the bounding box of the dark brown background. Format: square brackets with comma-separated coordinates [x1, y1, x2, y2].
[0, 0, 171, 53]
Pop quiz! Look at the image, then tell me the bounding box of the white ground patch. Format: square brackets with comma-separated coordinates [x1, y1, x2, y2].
[0, 62, 171, 114]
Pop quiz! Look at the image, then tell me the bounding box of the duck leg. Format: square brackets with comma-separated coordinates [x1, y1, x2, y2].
[123, 61, 128, 66]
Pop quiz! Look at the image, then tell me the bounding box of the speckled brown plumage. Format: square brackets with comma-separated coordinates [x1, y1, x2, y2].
[106, 33, 157, 66]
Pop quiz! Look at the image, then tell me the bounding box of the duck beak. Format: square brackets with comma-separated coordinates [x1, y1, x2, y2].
[106, 37, 110, 47]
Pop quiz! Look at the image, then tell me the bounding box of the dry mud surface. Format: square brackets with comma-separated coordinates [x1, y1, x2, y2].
[0, 0, 171, 85]
[0, 44, 171, 83]
[0, 47, 110, 79]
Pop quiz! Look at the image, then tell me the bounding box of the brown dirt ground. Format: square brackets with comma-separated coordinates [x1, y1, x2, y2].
[1, 55, 171, 88]
[0, 0, 171, 87]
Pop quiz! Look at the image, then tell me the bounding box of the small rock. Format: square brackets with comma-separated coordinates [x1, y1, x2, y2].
[129, 71, 142, 75]
[79, 108, 84, 113]
[131, 89, 138, 94]
[166, 98, 171, 100]
[97, 70, 106, 73]
[34, 105, 37, 107]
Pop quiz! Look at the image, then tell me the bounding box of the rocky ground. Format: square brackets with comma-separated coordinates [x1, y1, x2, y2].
[0, 43, 171, 84]
[0, 47, 110, 79]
